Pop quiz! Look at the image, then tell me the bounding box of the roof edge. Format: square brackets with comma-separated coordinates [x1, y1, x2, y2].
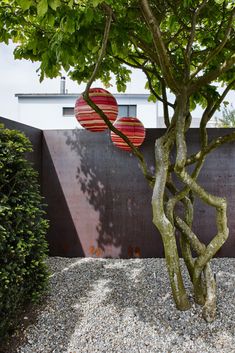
[15, 93, 150, 98]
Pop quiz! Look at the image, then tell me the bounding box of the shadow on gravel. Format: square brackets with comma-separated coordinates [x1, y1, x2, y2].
[16, 258, 108, 353]
[0, 302, 47, 353]
[14, 258, 235, 353]
[100, 259, 178, 327]
[91, 259, 235, 351]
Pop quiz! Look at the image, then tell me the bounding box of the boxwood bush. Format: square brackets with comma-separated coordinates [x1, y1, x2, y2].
[0, 126, 49, 339]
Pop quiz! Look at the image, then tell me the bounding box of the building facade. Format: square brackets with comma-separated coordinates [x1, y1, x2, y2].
[15, 93, 159, 130]
[15, 90, 216, 130]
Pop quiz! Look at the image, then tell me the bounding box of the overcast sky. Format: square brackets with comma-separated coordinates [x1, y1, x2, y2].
[0, 42, 234, 120]
[0, 42, 148, 120]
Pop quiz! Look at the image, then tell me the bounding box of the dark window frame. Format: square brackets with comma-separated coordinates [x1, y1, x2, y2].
[62, 104, 137, 117]
[118, 105, 137, 117]
[62, 107, 75, 116]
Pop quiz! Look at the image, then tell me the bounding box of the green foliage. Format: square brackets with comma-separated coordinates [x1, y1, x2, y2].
[0, 0, 234, 114]
[37, 0, 48, 17]
[0, 127, 49, 339]
[216, 105, 235, 127]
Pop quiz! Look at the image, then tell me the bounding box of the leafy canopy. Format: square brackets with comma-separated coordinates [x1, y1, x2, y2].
[0, 0, 234, 107]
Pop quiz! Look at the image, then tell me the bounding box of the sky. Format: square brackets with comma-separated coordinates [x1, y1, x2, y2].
[0, 42, 234, 121]
[0, 42, 148, 120]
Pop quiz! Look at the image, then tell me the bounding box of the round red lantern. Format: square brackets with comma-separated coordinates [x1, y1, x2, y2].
[110, 117, 146, 151]
[74, 88, 118, 132]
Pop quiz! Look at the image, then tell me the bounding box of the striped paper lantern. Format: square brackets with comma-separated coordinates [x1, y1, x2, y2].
[111, 117, 146, 151]
[74, 88, 118, 132]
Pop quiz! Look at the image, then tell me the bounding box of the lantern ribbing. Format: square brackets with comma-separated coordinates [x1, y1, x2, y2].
[75, 88, 118, 132]
[111, 117, 146, 151]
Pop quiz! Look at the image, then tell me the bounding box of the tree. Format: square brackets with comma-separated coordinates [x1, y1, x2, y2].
[1, 0, 235, 322]
[216, 104, 235, 127]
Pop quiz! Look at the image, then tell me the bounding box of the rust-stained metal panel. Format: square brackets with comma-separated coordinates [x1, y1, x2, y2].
[187, 129, 235, 257]
[42, 135, 84, 257]
[43, 128, 235, 258]
[43, 129, 163, 258]
[1, 118, 234, 258]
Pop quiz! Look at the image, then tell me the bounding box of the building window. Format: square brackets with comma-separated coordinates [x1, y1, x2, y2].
[62, 104, 137, 118]
[63, 107, 75, 116]
[118, 105, 137, 117]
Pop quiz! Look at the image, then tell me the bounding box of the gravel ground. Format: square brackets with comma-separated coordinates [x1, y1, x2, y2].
[15, 258, 235, 353]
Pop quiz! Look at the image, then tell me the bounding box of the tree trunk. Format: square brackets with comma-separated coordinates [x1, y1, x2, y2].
[151, 94, 229, 322]
[152, 135, 191, 310]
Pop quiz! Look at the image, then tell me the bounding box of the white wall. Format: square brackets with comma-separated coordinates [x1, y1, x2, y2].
[16, 95, 158, 130]
[17, 96, 79, 130]
[15, 93, 218, 130]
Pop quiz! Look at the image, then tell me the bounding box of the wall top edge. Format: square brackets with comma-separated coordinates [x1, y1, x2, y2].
[15, 93, 151, 99]
[42, 127, 235, 132]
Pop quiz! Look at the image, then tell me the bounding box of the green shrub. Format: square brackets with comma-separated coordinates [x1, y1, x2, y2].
[0, 127, 49, 339]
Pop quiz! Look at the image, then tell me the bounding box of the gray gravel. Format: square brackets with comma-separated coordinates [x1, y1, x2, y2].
[17, 258, 235, 353]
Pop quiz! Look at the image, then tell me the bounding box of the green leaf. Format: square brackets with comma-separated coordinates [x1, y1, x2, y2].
[46, 12, 55, 26]
[17, 0, 33, 10]
[111, 42, 118, 56]
[168, 15, 178, 31]
[48, 0, 60, 11]
[92, 0, 103, 7]
[37, 0, 48, 17]
[63, 17, 75, 33]
[68, 0, 73, 8]
[85, 8, 94, 24]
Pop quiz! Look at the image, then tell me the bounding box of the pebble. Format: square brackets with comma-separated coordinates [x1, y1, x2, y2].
[16, 258, 235, 353]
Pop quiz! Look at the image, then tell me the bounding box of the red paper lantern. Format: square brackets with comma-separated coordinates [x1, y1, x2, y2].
[111, 117, 146, 151]
[74, 88, 118, 132]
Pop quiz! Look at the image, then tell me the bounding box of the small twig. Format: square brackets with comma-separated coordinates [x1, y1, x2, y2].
[84, 7, 112, 93]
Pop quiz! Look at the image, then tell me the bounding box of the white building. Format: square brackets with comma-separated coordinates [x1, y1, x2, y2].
[15, 92, 158, 130]
[15, 92, 216, 130]
[14, 77, 216, 130]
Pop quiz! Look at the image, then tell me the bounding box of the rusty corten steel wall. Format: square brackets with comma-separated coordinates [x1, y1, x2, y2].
[42, 128, 235, 258]
[43, 129, 160, 258]
[42, 134, 84, 256]
[0, 118, 234, 258]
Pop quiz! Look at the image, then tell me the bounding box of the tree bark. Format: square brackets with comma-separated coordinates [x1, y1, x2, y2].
[152, 134, 191, 310]
[151, 92, 229, 322]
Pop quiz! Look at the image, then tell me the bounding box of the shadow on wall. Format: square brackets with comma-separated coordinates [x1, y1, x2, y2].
[64, 129, 163, 258]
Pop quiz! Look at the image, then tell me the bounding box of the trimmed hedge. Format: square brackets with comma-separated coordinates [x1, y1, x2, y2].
[0, 127, 49, 339]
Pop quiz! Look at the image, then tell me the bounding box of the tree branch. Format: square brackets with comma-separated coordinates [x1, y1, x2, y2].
[186, 0, 208, 61]
[190, 8, 235, 82]
[161, 79, 170, 127]
[130, 32, 160, 65]
[141, 66, 174, 112]
[139, 0, 180, 92]
[207, 79, 235, 120]
[83, 6, 112, 92]
[189, 54, 235, 94]
[83, 6, 154, 187]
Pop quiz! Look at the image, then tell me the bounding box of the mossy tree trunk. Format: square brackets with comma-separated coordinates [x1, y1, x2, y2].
[150, 92, 229, 322]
